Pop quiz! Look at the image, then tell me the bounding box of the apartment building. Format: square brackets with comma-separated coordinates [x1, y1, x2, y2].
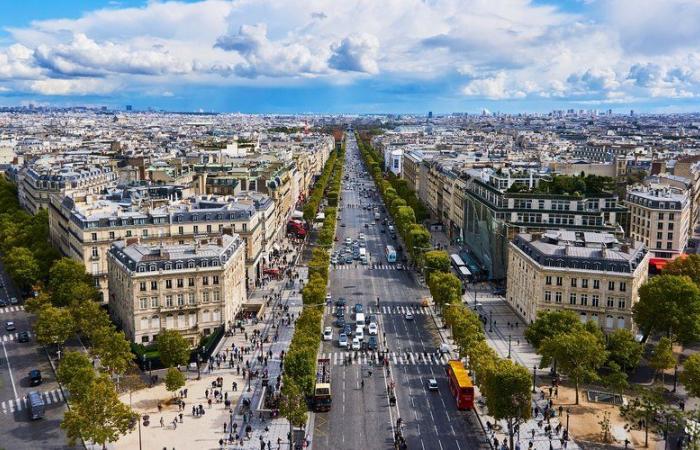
[107, 233, 246, 345]
[506, 230, 649, 331]
[626, 185, 690, 259]
[48, 185, 269, 300]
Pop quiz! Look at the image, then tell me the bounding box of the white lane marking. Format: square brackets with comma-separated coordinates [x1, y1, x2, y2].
[1, 340, 18, 399]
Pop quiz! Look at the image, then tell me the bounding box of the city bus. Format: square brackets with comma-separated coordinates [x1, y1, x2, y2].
[385, 245, 397, 263]
[445, 359, 474, 410]
[450, 253, 466, 271]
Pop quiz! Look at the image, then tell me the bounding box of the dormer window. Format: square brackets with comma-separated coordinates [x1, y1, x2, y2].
[149, 264, 157, 271]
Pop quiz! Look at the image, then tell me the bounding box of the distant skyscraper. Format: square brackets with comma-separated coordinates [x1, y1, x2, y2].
[126, 105, 133, 111]
[428, 111, 433, 119]
[630, 109, 634, 116]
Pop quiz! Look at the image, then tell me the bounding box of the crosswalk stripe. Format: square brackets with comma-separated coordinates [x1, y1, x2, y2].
[1, 401, 6, 414]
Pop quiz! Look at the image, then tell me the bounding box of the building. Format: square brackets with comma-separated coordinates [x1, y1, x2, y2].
[106, 233, 246, 346]
[506, 230, 649, 331]
[626, 185, 690, 259]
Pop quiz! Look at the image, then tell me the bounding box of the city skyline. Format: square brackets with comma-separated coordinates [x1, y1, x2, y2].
[1, 0, 700, 113]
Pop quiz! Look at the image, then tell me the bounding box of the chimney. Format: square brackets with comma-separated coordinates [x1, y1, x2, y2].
[601, 244, 607, 258]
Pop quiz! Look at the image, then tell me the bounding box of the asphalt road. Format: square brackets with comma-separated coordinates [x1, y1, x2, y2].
[0, 259, 71, 450]
[313, 134, 489, 450]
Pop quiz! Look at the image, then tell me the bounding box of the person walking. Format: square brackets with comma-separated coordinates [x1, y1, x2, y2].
[160, 417, 164, 428]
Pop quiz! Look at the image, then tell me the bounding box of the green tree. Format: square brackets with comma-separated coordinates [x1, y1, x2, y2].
[34, 305, 75, 349]
[57, 351, 96, 403]
[606, 329, 644, 372]
[663, 254, 700, 286]
[620, 387, 667, 448]
[428, 271, 462, 308]
[540, 329, 607, 404]
[92, 327, 133, 377]
[524, 310, 582, 349]
[483, 359, 532, 450]
[284, 349, 316, 394]
[406, 224, 431, 265]
[681, 353, 700, 398]
[164, 367, 186, 396]
[156, 329, 191, 368]
[48, 258, 95, 307]
[61, 375, 136, 450]
[4, 247, 40, 291]
[279, 380, 307, 430]
[635, 274, 700, 343]
[69, 298, 112, 341]
[395, 206, 416, 237]
[603, 361, 629, 398]
[650, 337, 676, 383]
[424, 250, 450, 280]
[24, 291, 52, 314]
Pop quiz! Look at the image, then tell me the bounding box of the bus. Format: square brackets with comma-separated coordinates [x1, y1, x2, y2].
[445, 360, 474, 410]
[450, 254, 466, 271]
[385, 245, 397, 263]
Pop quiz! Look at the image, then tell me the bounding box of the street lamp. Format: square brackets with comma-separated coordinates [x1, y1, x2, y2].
[508, 335, 512, 359]
[566, 408, 571, 431]
[532, 365, 537, 393]
[489, 310, 493, 332]
[673, 364, 678, 393]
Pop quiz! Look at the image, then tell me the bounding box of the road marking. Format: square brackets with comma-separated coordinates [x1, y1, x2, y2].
[1, 340, 18, 399]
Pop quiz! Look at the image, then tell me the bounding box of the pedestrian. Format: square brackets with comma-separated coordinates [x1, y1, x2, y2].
[172, 418, 177, 430]
[160, 416, 164, 428]
[179, 413, 183, 423]
[158, 403, 163, 413]
[192, 406, 196, 416]
[184, 388, 188, 398]
[224, 422, 227, 433]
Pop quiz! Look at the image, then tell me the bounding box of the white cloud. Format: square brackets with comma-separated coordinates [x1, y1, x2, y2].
[0, 44, 43, 80]
[27, 78, 121, 96]
[328, 34, 379, 74]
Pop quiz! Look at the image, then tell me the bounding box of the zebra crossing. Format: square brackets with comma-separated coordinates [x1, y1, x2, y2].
[319, 351, 451, 366]
[331, 263, 407, 271]
[1, 389, 65, 414]
[1, 331, 32, 342]
[326, 305, 428, 316]
[0, 305, 24, 315]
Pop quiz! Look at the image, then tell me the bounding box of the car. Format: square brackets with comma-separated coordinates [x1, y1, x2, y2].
[354, 303, 363, 314]
[367, 314, 377, 325]
[427, 378, 438, 391]
[493, 288, 506, 296]
[5, 321, 16, 331]
[0, 298, 7, 307]
[351, 337, 361, 350]
[367, 336, 378, 351]
[343, 324, 353, 336]
[359, 233, 365, 240]
[404, 313, 414, 321]
[345, 238, 352, 245]
[338, 333, 348, 348]
[325, 294, 332, 303]
[9, 297, 17, 305]
[330, 257, 338, 264]
[17, 331, 30, 343]
[335, 317, 346, 328]
[344, 256, 353, 264]
[340, 223, 346, 227]
[354, 327, 364, 341]
[323, 327, 333, 341]
[335, 307, 345, 318]
[29, 369, 42, 386]
[335, 297, 347, 307]
[368, 322, 378, 335]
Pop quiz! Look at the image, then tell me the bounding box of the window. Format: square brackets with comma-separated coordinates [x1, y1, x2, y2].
[657, 232, 663, 239]
[545, 276, 552, 285]
[139, 298, 148, 309]
[140, 317, 149, 331]
[608, 281, 615, 291]
[139, 282, 147, 292]
[166, 279, 172, 289]
[165, 295, 173, 307]
[150, 297, 159, 308]
[91, 232, 97, 241]
[242, 223, 247, 232]
[581, 279, 588, 289]
[569, 293, 576, 305]
[213, 291, 220, 302]
[207, 225, 212, 233]
[151, 281, 158, 290]
[667, 242, 673, 250]
[668, 222, 674, 230]
[556, 277, 563, 286]
[177, 278, 183, 288]
[213, 275, 219, 285]
[177, 294, 184, 306]
[92, 247, 99, 257]
[580, 294, 588, 306]
[617, 316, 626, 329]
[193, 225, 199, 234]
[142, 229, 148, 237]
[178, 226, 184, 235]
[202, 292, 210, 303]
[669, 213, 675, 220]
[668, 232, 674, 240]
[606, 315, 614, 328]
[659, 213, 664, 220]
[126, 230, 132, 237]
[593, 280, 600, 289]
[544, 291, 551, 303]
[188, 277, 195, 287]
[591, 295, 599, 307]
[109, 231, 115, 239]
[555, 292, 562, 304]
[618, 299, 626, 309]
[619, 282, 626, 292]
[188, 293, 196, 305]
[202, 276, 209, 286]
[656, 242, 662, 249]
[607, 298, 614, 307]
[659, 222, 664, 230]
[570, 278, 577, 288]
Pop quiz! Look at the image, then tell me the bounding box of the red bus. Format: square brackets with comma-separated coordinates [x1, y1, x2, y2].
[445, 359, 474, 410]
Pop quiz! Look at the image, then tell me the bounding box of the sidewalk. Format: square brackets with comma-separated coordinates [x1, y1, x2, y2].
[107, 239, 308, 450]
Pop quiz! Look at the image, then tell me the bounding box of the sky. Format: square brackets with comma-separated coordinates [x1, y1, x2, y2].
[0, 0, 699, 114]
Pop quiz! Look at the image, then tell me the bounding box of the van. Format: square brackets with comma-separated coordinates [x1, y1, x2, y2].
[27, 391, 45, 420]
[355, 313, 365, 326]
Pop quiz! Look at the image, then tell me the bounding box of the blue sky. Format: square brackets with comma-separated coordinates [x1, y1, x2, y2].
[0, 0, 698, 113]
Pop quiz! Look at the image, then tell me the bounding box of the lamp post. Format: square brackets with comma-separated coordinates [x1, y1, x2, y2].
[673, 364, 678, 393]
[489, 310, 493, 332]
[532, 365, 537, 393]
[508, 335, 512, 359]
[566, 408, 571, 431]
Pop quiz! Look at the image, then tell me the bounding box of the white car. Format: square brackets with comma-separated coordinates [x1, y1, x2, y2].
[351, 337, 361, 350]
[338, 333, 348, 348]
[354, 326, 364, 341]
[427, 378, 438, 391]
[368, 322, 378, 335]
[323, 327, 333, 341]
[405, 312, 414, 321]
[345, 237, 352, 245]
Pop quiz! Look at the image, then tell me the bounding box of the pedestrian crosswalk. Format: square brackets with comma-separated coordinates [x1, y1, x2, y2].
[327, 305, 429, 316]
[318, 351, 451, 366]
[1, 331, 32, 342]
[1, 389, 65, 414]
[0, 305, 24, 315]
[331, 263, 407, 271]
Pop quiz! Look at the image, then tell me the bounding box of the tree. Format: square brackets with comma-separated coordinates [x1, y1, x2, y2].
[663, 254, 700, 286]
[4, 247, 40, 291]
[540, 329, 607, 404]
[24, 291, 52, 315]
[279, 380, 307, 428]
[406, 224, 431, 265]
[165, 367, 186, 396]
[428, 272, 462, 307]
[635, 274, 700, 344]
[61, 375, 136, 450]
[69, 298, 112, 341]
[34, 305, 75, 349]
[620, 387, 667, 448]
[48, 258, 94, 307]
[650, 337, 676, 383]
[156, 329, 191, 368]
[603, 361, 629, 398]
[482, 359, 532, 450]
[524, 310, 581, 350]
[681, 353, 700, 398]
[91, 327, 133, 377]
[424, 250, 450, 280]
[606, 329, 644, 372]
[395, 206, 416, 237]
[57, 351, 96, 403]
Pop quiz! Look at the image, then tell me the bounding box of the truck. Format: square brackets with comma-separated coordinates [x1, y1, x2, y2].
[313, 358, 332, 412]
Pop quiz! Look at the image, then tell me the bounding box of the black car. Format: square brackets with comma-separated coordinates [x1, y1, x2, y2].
[335, 297, 347, 307]
[367, 336, 378, 350]
[29, 369, 42, 386]
[0, 298, 8, 307]
[335, 317, 346, 328]
[493, 288, 506, 296]
[335, 307, 345, 318]
[17, 331, 30, 343]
